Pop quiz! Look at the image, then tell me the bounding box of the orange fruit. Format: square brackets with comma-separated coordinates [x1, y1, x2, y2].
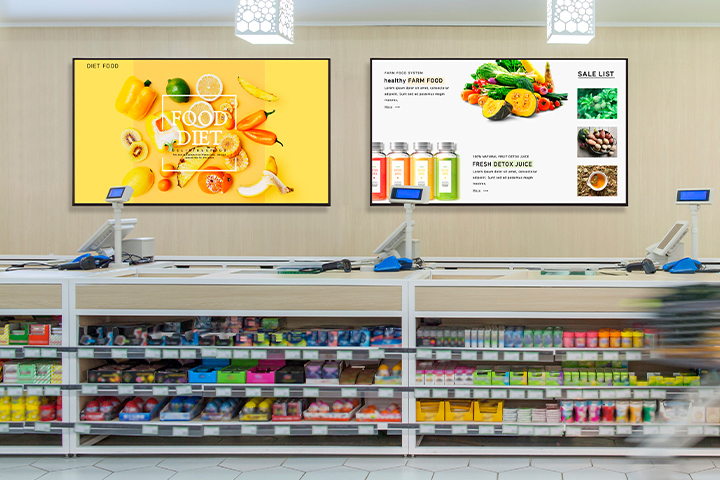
[196, 74, 223, 101]
[160, 164, 176, 178]
[158, 179, 172, 192]
[217, 132, 242, 157]
[187, 101, 214, 128]
[198, 166, 232, 194]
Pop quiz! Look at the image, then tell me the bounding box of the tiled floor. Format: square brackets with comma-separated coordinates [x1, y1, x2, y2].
[0, 456, 719, 479]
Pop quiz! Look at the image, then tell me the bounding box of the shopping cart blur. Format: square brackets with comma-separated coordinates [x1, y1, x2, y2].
[631, 283, 720, 456]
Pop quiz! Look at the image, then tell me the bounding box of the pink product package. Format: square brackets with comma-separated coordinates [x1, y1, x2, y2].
[574, 401, 588, 423]
[588, 401, 601, 423]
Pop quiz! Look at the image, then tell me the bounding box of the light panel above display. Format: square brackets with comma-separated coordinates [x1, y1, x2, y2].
[371, 58, 627, 206]
[74, 58, 329, 206]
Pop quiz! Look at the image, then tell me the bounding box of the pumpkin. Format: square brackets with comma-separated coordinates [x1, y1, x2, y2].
[482, 100, 513, 121]
[505, 89, 537, 117]
[578, 128, 591, 142]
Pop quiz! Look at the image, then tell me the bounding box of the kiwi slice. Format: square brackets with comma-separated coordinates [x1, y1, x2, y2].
[121, 128, 142, 151]
[127, 141, 149, 162]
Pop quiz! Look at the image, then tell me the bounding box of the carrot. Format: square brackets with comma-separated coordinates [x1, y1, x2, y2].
[468, 94, 480, 105]
[242, 128, 283, 146]
[236, 110, 275, 131]
[461, 90, 474, 101]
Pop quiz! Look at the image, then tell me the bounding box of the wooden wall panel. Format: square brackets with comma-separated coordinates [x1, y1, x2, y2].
[1, 26, 718, 258]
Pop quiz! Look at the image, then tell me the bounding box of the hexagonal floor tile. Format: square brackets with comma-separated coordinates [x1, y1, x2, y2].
[689, 468, 720, 480]
[300, 466, 369, 480]
[499, 467, 561, 480]
[470, 457, 530, 472]
[366, 466, 433, 480]
[626, 467, 692, 480]
[103, 466, 175, 480]
[0, 457, 43, 470]
[41, 466, 111, 480]
[592, 458, 654, 473]
[32, 457, 104, 472]
[94, 457, 164, 472]
[0, 466, 46, 480]
[221, 457, 285, 472]
[236, 467, 303, 480]
[652, 459, 716, 474]
[531, 457, 592, 472]
[432, 467, 498, 480]
[344, 457, 407, 471]
[406, 457, 469, 472]
[157, 456, 226, 471]
[282, 456, 347, 472]
[564, 467, 628, 480]
[170, 466, 239, 480]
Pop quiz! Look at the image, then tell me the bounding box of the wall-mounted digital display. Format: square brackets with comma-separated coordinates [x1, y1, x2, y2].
[74, 58, 330, 205]
[371, 58, 628, 206]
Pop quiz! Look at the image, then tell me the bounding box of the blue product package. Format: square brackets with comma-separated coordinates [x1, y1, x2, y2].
[306, 331, 320, 347]
[505, 327, 515, 348]
[338, 330, 351, 347]
[317, 331, 329, 346]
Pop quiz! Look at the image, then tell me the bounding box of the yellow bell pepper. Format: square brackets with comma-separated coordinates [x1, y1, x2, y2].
[145, 111, 185, 152]
[520, 60, 545, 85]
[115, 76, 157, 120]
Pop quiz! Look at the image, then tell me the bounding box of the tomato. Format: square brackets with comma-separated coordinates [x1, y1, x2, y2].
[549, 103, 555, 111]
[548, 86, 554, 93]
[198, 166, 233, 194]
[533, 83, 540, 92]
[554, 101, 561, 108]
[537, 98, 552, 111]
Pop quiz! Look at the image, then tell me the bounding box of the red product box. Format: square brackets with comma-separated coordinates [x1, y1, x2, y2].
[246, 360, 285, 384]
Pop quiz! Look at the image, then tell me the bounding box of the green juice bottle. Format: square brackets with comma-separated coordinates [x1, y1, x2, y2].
[434, 142, 459, 201]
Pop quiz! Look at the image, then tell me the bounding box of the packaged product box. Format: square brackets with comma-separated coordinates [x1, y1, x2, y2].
[528, 369, 546, 386]
[271, 398, 305, 421]
[2, 360, 21, 383]
[155, 361, 197, 384]
[120, 397, 170, 422]
[509, 370, 527, 386]
[159, 397, 206, 421]
[491, 369, 509, 386]
[217, 360, 257, 384]
[274, 362, 306, 384]
[340, 366, 364, 385]
[246, 360, 285, 384]
[475, 400, 503, 422]
[87, 364, 131, 384]
[355, 364, 379, 385]
[445, 399, 474, 421]
[28, 324, 52, 346]
[122, 362, 168, 384]
[200, 397, 244, 422]
[239, 397, 274, 422]
[473, 369, 492, 386]
[706, 406, 720, 423]
[374, 360, 401, 385]
[188, 359, 231, 383]
[691, 405, 706, 423]
[416, 400, 444, 422]
[545, 367, 564, 386]
[9, 324, 30, 345]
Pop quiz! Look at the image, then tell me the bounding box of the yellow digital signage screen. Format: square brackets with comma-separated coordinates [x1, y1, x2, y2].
[74, 58, 330, 205]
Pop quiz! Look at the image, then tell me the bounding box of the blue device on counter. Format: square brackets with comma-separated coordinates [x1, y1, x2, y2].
[374, 256, 413, 272]
[663, 257, 702, 274]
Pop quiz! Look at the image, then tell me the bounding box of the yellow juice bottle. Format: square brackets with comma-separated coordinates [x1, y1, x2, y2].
[411, 142, 434, 200]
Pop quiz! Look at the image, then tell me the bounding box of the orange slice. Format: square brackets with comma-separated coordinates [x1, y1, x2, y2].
[187, 101, 214, 128]
[196, 74, 223, 101]
[225, 149, 249, 172]
[217, 132, 242, 157]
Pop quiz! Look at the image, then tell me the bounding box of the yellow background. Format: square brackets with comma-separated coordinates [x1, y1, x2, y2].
[74, 59, 329, 204]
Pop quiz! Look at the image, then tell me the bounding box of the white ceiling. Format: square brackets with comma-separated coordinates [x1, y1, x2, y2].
[1, 0, 719, 27]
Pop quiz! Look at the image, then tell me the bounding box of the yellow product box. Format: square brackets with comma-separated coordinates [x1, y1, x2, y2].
[416, 400, 445, 422]
[444, 400, 474, 422]
[474, 400, 503, 422]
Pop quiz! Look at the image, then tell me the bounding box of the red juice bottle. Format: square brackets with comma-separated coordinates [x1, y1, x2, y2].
[371, 142, 387, 201]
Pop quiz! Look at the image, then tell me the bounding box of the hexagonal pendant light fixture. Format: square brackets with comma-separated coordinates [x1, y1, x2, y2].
[547, 0, 595, 44]
[236, 0, 294, 45]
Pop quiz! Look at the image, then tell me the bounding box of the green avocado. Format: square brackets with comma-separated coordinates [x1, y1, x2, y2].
[166, 78, 191, 103]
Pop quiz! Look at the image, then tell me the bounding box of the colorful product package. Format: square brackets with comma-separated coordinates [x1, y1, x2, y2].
[561, 401, 574, 423]
[643, 400, 657, 423]
[629, 401, 643, 424]
[588, 401, 601, 423]
[601, 400, 615, 422]
[615, 401, 629, 423]
[574, 401, 588, 423]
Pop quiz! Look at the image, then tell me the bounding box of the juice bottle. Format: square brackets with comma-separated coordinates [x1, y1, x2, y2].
[410, 142, 434, 200]
[371, 142, 387, 201]
[434, 142, 459, 200]
[387, 142, 410, 191]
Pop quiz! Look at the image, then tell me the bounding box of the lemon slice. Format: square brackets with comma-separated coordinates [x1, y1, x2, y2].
[187, 101, 215, 128]
[196, 74, 223, 101]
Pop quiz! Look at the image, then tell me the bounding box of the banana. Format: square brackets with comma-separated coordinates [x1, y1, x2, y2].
[237, 170, 293, 197]
[265, 156, 278, 175]
[238, 78, 279, 102]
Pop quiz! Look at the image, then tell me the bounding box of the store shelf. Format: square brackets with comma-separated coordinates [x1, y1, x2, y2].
[78, 383, 405, 398]
[0, 346, 66, 359]
[73, 420, 402, 437]
[77, 346, 403, 361]
[410, 422, 720, 438]
[0, 385, 65, 396]
[412, 385, 710, 400]
[415, 347, 649, 362]
[0, 422, 68, 435]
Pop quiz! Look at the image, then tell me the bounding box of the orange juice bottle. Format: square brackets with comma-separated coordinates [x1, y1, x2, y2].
[387, 142, 410, 191]
[411, 142, 434, 200]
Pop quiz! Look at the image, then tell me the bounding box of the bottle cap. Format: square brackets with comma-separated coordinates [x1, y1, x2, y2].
[371, 142, 384, 152]
[389, 142, 408, 151]
[413, 142, 433, 152]
[437, 142, 456, 151]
